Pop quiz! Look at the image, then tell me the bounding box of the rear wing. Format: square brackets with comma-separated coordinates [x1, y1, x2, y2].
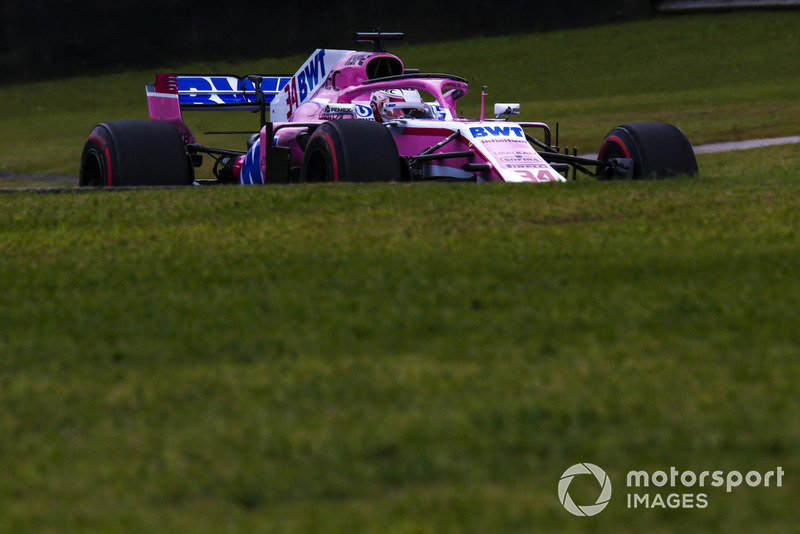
[146, 73, 289, 111]
[147, 74, 291, 141]
[174, 75, 290, 111]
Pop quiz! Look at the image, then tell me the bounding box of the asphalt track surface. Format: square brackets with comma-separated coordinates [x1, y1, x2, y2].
[2, 136, 799, 190]
[691, 135, 800, 154]
[581, 135, 800, 160]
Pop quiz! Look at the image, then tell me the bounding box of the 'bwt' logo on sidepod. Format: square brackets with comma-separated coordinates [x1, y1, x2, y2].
[559, 463, 613, 516]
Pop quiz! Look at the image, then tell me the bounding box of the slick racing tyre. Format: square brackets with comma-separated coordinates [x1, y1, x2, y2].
[597, 122, 698, 179]
[79, 120, 193, 187]
[299, 120, 401, 183]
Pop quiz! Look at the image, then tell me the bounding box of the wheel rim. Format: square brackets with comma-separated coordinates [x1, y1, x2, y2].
[80, 149, 104, 187]
[304, 149, 333, 182]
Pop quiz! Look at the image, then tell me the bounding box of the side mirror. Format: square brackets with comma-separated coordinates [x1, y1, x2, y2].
[494, 103, 520, 119]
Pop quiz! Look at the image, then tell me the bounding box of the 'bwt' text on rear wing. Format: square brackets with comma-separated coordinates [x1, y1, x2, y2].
[146, 73, 291, 112]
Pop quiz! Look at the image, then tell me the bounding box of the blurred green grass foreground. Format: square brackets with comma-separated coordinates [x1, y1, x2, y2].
[1, 10, 799, 533]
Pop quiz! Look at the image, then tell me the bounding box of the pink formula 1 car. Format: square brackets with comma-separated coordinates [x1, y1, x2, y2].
[79, 32, 698, 187]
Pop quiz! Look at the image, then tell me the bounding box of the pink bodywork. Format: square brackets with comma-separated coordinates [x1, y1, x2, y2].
[268, 49, 563, 183]
[146, 74, 196, 145]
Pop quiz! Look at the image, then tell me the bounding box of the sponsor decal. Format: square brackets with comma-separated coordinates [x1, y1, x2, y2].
[239, 138, 263, 185]
[324, 103, 355, 115]
[469, 126, 525, 138]
[495, 150, 542, 165]
[429, 104, 451, 121]
[442, 81, 467, 95]
[355, 104, 374, 120]
[320, 103, 374, 121]
[270, 49, 351, 121]
[176, 76, 289, 106]
[283, 49, 328, 119]
[344, 53, 371, 66]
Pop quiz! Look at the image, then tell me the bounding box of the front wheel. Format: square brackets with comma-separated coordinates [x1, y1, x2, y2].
[299, 120, 401, 183]
[79, 120, 193, 187]
[597, 122, 698, 179]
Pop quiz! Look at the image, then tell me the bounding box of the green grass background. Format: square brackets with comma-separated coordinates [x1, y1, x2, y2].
[1, 11, 798, 177]
[1, 11, 799, 533]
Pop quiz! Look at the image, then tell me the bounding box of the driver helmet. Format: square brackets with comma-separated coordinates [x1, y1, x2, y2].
[370, 89, 423, 122]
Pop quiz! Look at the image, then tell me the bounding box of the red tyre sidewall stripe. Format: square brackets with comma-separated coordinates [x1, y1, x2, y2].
[600, 135, 631, 160]
[322, 132, 338, 183]
[88, 131, 112, 186]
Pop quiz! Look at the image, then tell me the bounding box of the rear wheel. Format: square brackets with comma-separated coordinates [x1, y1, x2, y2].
[597, 122, 698, 179]
[79, 120, 193, 187]
[299, 120, 401, 183]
